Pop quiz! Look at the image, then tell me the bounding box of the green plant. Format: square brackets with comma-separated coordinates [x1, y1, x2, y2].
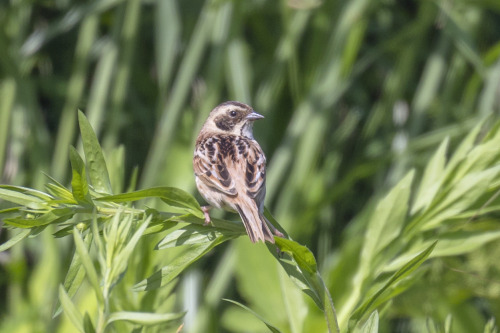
[0, 112, 340, 332]
[3, 109, 500, 332]
[2, 0, 500, 332]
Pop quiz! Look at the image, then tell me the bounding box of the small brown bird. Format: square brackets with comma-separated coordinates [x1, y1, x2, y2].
[193, 101, 282, 243]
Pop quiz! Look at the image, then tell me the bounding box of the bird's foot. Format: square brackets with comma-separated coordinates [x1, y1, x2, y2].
[201, 206, 212, 226]
[273, 229, 285, 238]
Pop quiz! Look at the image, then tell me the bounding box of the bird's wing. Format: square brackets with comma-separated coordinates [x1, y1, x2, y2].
[238, 139, 266, 204]
[193, 136, 237, 196]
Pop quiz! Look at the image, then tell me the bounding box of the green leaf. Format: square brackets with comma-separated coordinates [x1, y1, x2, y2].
[46, 183, 78, 204]
[272, 256, 321, 308]
[4, 208, 75, 228]
[110, 215, 151, 281]
[0, 185, 53, 201]
[354, 310, 379, 333]
[168, 214, 246, 233]
[0, 206, 21, 214]
[419, 165, 500, 231]
[445, 120, 483, 175]
[269, 238, 339, 332]
[223, 299, 282, 333]
[96, 187, 203, 218]
[78, 110, 112, 194]
[444, 314, 452, 333]
[449, 132, 500, 184]
[106, 311, 185, 326]
[58, 285, 85, 333]
[44, 173, 77, 203]
[317, 272, 340, 333]
[412, 138, 448, 214]
[0, 229, 31, 252]
[264, 207, 288, 238]
[91, 215, 106, 269]
[483, 318, 498, 333]
[0, 185, 49, 210]
[69, 146, 92, 204]
[432, 229, 500, 257]
[83, 312, 95, 333]
[73, 227, 104, 303]
[362, 170, 414, 267]
[350, 241, 437, 325]
[53, 233, 92, 318]
[133, 236, 229, 291]
[157, 224, 239, 249]
[275, 237, 318, 275]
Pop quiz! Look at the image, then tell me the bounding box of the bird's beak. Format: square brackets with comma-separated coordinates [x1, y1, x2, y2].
[246, 111, 264, 120]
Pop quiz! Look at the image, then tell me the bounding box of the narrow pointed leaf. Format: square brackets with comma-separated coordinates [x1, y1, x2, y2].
[83, 313, 95, 333]
[223, 299, 282, 333]
[73, 228, 104, 303]
[78, 110, 112, 194]
[412, 138, 448, 214]
[4, 208, 75, 228]
[111, 216, 151, 279]
[69, 146, 92, 204]
[355, 311, 379, 333]
[0, 185, 48, 209]
[0, 229, 31, 252]
[106, 311, 186, 326]
[157, 224, 239, 249]
[53, 233, 92, 318]
[350, 241, 437, 324]
[362, 171, 414, 266]
[96, 187, 203, 218]
[133, 236, 229, 291]
[59, 285, 85, 333]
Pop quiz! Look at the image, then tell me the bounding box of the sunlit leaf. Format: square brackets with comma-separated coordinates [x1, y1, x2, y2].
[157, 224, 239, 249]
[110, 215, 151, 281]
[69, 146, 92, 204]
[96, 187, 204, 218]
[106, 311, 185, 326]
[78, 110, 112, 194]
[0, 185, 49, 210]
[412, 138, 448, 214]
[419, 165, 500, 230]
[432, 229, 500, 257]
[362, 170, 414, 265]
[59, 285, 85, 333]
[354, 310, 379, 333]
[73, 227, 104, 303]
[350, 241, 437, 325]
[83, 312, 95, 333]
[275, 237, 318, 274]
[133, 236, 229, 291]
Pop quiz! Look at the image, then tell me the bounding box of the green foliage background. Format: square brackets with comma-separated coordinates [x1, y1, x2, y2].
[1, 0, 500, 332]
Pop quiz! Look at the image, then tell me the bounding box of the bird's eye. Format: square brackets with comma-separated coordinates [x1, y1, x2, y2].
[229, 110, 237, 117]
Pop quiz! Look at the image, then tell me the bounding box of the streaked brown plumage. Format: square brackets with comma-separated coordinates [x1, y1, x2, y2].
[193, 101, 281, 243]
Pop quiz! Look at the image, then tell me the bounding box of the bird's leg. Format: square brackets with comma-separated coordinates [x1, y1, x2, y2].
[201, 206, 212, 226]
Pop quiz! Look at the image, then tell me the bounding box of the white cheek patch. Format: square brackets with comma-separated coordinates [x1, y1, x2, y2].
[241, 122, 255, 139]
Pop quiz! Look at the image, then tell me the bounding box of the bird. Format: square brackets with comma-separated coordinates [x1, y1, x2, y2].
[193, 101, 283, 243]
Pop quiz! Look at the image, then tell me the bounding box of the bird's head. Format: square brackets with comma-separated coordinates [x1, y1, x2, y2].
[202, 101, 264, 138]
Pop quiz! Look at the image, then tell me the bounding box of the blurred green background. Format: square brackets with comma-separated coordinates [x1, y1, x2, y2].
[1, 0, 500, 332]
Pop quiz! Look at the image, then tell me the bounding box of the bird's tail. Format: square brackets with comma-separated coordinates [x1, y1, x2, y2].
[235, 203, 275, 243]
